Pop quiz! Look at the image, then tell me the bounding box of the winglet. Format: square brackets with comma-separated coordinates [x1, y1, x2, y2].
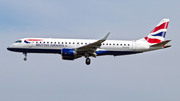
[101, 32, 110, 41]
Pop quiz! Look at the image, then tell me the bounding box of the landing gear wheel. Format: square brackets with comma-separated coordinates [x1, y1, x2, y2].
[24, 58, 27, 61]
[86, 58, 91, 65]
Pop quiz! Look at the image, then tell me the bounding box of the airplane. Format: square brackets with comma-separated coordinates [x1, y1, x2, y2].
[7, 19, 171, 65]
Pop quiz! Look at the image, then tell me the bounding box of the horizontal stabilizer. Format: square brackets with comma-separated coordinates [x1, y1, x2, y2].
[150, 40, 171, 47]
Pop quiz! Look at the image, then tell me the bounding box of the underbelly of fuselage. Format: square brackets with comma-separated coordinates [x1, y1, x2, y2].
[7, 48, 141, 56]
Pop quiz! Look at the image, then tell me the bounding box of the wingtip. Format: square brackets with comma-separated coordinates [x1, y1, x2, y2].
[105, 32, 110, 39]
[101, 32, 110, 41]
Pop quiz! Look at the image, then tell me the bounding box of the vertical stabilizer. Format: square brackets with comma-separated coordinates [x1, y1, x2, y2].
[137, 19, 169, 44]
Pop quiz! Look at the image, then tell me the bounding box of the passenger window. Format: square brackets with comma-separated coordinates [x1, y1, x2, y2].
[124, 44, 126, 46]
[128, 44, 129, 46]
[36, 42, 38, 43]
[65, 42, 67, 44]
[77, 42, 79, 44]
[69, 42, 71, 44]
[109, 43, 111, 45]
[120, 44, 122, 46]
[117, 44, 119, 46]
[51, 42, 53, 44]
[58, 42, 60, 44]
[47, 42, 49, 44]
[106, 43, 108, 45]
[73, 42, 75, 44]
[81, 43, 83, 44]
[44, 42, 45, 43]
[113, 44, 115, 45]
[62, 42, 63, 44]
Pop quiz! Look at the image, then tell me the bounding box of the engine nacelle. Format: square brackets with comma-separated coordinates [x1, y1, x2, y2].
[61, 48, 77, 60]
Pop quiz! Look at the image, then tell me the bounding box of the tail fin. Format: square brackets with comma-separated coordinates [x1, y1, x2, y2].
[142, 19, 169, 44]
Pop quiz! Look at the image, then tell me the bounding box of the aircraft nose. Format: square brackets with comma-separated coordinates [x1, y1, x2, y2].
[7, 47, 12, 51]
[7, 45, 14, 51]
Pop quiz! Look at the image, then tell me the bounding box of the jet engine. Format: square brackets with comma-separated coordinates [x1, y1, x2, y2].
[61, 48, 78, 60]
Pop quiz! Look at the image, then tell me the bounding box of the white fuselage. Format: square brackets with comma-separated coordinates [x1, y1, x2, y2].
[8, 38, 153, 56]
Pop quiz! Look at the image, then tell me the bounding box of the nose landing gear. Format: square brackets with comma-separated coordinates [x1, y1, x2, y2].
[23, 52, 27, 61]
[24, 57, 27, 61]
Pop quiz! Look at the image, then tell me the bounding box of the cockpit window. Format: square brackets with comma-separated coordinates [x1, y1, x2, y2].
[15, 40, 22, 43]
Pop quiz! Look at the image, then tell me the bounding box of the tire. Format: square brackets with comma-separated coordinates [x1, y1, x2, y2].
[86, 58, 90, 65]
[24, 58, 27, 61]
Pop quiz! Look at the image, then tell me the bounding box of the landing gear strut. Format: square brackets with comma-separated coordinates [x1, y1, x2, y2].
[86, 58, 91, 65]
[23, 52, 27, 61]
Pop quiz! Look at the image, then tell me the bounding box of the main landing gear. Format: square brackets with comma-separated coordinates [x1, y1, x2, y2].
[86, 58, 91, 65]
[23, 52, 27, 61]
[85, 53, 91, 65]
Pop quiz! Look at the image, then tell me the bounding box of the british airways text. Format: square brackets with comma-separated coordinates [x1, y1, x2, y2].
[36, 44, 65, 47]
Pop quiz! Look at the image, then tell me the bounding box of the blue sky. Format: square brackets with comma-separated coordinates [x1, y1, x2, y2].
[1, 0, 180, 101]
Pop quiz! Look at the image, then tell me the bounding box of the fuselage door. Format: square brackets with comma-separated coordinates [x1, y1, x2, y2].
[28, 38, 33, 48]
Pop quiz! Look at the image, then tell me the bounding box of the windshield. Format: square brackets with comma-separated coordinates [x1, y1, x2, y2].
[15, 40, 22, 43]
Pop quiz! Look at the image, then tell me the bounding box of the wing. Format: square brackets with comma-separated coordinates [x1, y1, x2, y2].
[76, 32, 110, 57]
